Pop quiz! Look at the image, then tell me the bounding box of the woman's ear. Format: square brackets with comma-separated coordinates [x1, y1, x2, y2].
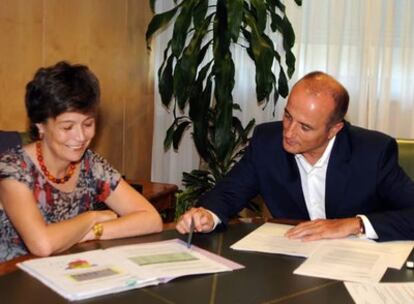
[36, 123, 44, 138]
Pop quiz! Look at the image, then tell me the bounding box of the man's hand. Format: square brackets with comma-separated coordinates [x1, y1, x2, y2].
[176, 207, 214, 234]
[284, 217, 361, 241]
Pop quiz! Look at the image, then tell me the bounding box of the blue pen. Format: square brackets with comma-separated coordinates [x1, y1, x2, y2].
[187, 218, 195, 248]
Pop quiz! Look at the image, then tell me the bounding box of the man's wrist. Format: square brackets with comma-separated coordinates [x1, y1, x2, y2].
[206, 210, 221, 232]
[356, 216, 365, 236]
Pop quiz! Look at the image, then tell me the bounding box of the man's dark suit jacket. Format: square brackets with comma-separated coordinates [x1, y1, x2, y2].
[199, 121, 414, 241]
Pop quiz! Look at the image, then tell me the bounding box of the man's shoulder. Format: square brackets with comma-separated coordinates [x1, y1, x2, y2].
[254, 121, 283, 137]
[344, 124, 396, 155]
[347, 124, 394, 145]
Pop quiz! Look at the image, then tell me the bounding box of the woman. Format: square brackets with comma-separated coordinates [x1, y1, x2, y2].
[0, 61, 162, 262]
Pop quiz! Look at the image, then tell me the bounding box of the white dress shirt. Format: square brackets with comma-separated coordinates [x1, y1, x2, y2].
[295, 137, 335, 220]
[295, 136, 377, 239]
[209, 136, 378, 239]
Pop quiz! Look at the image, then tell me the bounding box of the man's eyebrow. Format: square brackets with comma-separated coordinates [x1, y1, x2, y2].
[300, 122, 313, 130]
[284, 107, 313, 129]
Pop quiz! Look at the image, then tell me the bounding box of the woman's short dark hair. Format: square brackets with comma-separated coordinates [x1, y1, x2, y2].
[25, 61, 100, 140]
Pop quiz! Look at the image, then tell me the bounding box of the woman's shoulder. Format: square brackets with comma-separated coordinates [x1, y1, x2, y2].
[0, 146, 28, 170]
[83, 149, 112, 168]
[0, 146, 33, 182]
[82, 149, 121, 193]
[82, 149, 121, 177]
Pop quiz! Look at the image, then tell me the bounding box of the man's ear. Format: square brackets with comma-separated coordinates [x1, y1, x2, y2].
[328, 121, 344, 139]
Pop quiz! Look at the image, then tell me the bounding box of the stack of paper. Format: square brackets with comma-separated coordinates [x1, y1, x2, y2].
[231, 223, 413, 283]
[231, 222, 323, 257]
[18, 239, 244, 301]
[345, 282, 414, 304]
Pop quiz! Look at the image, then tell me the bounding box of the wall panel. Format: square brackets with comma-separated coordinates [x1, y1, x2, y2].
[0, 0, 154, 180]
[0, 0, 43, 131]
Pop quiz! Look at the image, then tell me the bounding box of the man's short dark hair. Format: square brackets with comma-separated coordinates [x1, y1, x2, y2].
[25, 61, 100, 140]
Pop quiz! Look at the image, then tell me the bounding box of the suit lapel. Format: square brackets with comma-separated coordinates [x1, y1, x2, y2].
[284, 151, 309, 218]
[325, 123, 352, 217]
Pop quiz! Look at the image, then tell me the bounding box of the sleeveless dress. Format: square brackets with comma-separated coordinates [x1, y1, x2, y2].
[0, 146, 121, 262]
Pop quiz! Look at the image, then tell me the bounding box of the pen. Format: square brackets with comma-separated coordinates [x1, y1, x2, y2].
[187, 218, 195, 248]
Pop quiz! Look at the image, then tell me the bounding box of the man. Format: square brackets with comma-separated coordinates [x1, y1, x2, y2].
[176, 71, 414, 242]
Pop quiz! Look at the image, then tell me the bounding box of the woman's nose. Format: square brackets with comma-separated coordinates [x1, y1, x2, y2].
[75, 126, 86, 141]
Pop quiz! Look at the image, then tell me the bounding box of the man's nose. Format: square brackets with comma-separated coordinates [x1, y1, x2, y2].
[284, 121, 297, 137]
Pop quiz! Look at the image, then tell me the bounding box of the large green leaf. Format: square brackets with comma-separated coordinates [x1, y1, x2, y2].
[272, 0, 286, 12]
[189, 63, 212, 121]
[278, 67, 289, 98]
[244, 10, 275, 102]
[226, 0, 244, 42]
[193, 0, 209, 29]
[171, 0, 195, 57]
[286, 50, 296, 78]
[267, 8, 283, 33]
[173, 14, 213, 109]
[164, 121, 175, 150]
[212, 0, 236, 150]
[241, 28, 255, 61]
[164, 117, 188, 150]
[230, 118, 255, 163]
[158, 53, 174, 107]
[197, 40, 212, 66]
[173, 120, 191, 150]
[251, 0, 267, 33]
[213, 1, 235, 162]
[214, 93, 234, 163]
[146, 6, 179, 49]
[281, 16, 295, 49]
[192, 77, 213, 163]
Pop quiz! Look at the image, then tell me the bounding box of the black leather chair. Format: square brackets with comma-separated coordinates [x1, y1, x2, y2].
[0, 131, 22, 154]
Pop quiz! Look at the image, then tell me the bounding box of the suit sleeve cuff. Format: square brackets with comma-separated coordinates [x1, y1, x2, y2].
[206, 210, 222, 231]
[357, 214, 379, 239]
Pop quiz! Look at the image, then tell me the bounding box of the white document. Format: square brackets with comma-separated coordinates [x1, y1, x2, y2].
[345, 282, 414, 304]
[231, 222, 323, 257]
[18, 239, 244, 301]
[293, 241, 390, 283]
[347, 238, 414, 270]
[106, 239, 241, 282]
[231, 222, 413, 284]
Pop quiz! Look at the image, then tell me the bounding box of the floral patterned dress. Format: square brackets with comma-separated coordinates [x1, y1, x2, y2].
[0, 146, 121, 262]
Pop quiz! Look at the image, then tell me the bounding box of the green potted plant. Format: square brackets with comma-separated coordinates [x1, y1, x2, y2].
[146, 0, 302, 219]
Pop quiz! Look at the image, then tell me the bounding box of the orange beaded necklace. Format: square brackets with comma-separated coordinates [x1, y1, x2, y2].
[36, 141, 76, 184]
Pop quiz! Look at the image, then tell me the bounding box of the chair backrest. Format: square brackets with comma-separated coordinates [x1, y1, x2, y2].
[0, 131, 22, 154]
[397, 138, 414, 180]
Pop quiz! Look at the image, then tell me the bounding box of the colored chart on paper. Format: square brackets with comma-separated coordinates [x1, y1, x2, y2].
[129, 252, 198, 266]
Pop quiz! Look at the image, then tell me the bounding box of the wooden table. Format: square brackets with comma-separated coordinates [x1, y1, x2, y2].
[2, 222, 413, 303]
